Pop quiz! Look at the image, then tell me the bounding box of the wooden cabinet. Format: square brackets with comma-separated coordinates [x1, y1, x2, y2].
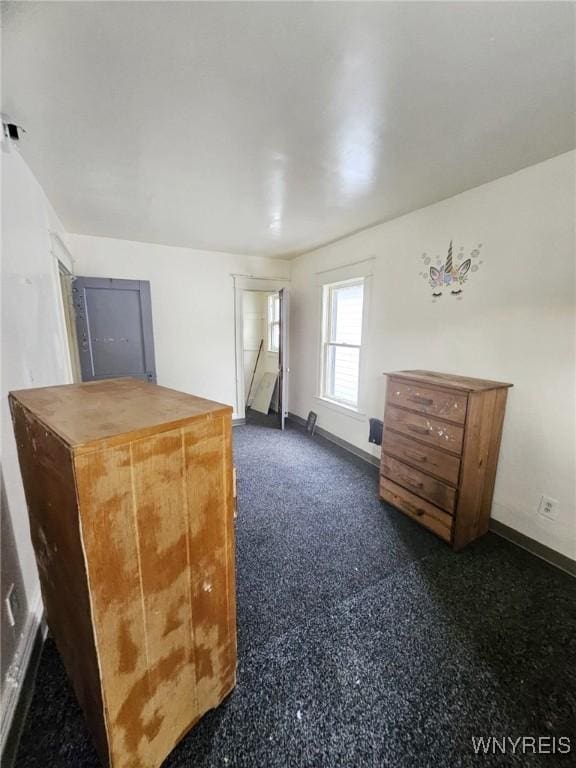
[380, 371, 512, 550]
[9, 379, 237, 768]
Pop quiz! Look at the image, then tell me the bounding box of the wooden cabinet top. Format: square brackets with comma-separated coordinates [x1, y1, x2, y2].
[9, 378, 231, 453]
[384, 370, 513, 392]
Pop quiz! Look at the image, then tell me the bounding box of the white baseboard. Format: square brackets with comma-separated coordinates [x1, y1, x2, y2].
[0, 588, 45, 755]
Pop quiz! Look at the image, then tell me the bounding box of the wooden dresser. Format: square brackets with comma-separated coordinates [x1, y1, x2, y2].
[9, 379, 237, 768]
[379, 371, 512, 550]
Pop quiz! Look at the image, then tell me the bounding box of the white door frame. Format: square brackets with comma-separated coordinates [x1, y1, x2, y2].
[232, 275, 289, 421]
[50, 233, 81, 383]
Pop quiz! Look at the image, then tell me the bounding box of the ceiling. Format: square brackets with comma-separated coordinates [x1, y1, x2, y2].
[2, 2, 575, 259]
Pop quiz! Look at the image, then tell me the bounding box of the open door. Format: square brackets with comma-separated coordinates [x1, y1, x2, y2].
[278, 287, 289, 430]
[73, 276, 157, 382]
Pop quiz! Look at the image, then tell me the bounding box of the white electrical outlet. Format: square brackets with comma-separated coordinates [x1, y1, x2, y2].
[538, 496, 559, 521]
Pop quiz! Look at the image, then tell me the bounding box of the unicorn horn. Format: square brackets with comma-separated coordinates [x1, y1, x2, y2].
[445, 240, 453, 274]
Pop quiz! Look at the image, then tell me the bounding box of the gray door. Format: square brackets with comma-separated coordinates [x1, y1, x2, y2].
[73, 277, 157, 383]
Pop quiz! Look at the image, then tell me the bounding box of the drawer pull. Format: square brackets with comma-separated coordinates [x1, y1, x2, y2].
[407, 424, 431, 435]
[406, 477, 424, 490]
[408, 396, 434, 406]
[405, 449, 427, 462]
[405, 501, 425, 517]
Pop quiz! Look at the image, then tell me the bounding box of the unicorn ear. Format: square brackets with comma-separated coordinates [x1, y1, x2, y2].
[430, 266, 440, 280]
[458, 259, 471, 277]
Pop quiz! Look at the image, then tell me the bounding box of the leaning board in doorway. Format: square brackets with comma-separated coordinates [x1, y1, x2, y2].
[251, 372, 278, 415]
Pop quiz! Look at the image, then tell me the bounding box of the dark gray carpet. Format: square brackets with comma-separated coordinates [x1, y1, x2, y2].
[14, 421, 576, 767]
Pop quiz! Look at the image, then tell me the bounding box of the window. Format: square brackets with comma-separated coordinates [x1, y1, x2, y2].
[267, 293, 280, 352]
[321, 279, 364, 408]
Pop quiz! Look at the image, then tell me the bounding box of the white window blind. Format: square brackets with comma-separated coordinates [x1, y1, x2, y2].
[321, 279, 364, 408]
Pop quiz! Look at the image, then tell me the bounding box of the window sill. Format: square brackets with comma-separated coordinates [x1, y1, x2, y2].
[314, 396, 366, 421]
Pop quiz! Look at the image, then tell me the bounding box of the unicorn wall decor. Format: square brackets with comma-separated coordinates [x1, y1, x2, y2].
[419, 241, 483, 300]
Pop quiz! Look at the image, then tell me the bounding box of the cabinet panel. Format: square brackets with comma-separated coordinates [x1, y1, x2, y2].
[74, 418, 236, 768]
[9, 399, 109, 764]
[183, 416, 237, 709]
[453, 389, 509, 550]
[75, 442, 157, 768]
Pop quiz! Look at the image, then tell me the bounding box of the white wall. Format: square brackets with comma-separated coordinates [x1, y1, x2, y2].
[69, 235, 289, 416]
[1, 142, 74, 731]
[1, 145, 74, 605]
[289, 151, 576, 559]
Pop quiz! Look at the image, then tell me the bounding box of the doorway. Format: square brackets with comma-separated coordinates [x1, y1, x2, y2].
[243, 290, 280, 427]
[233, 276, 289, 427]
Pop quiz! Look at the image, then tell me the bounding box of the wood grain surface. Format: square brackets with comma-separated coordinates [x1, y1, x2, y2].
[10, 378, 231, 454]
[9, 381, 236, 768]
[380, 371, 512, 550]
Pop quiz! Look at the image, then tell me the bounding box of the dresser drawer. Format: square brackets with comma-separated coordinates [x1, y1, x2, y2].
[381, 454, 457, 513]
[387, 380, 467, 424]
[379, 476, 452, 543]
[382, 430, 460, 485]
[385, 405, 464, 455]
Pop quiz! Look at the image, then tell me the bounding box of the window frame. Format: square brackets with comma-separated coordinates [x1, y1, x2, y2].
[320, 277, 365, 410]
[267, 293, 280, 353]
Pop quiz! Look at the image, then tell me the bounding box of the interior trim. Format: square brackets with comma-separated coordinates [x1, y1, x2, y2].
[489, 519, 575, 577]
